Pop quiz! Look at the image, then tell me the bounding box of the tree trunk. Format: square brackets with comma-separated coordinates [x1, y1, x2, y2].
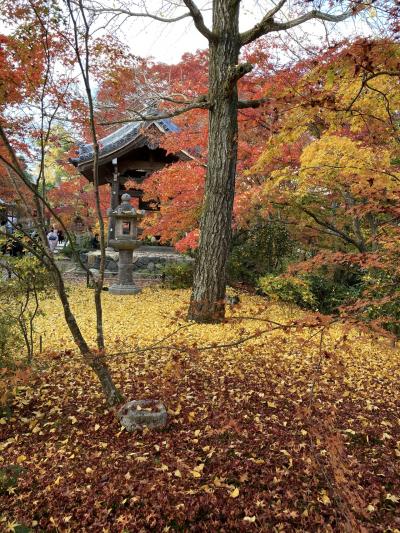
[84, 352, 124, 407]
[188, 0, 240, 323]
[55, 273, 123, 406]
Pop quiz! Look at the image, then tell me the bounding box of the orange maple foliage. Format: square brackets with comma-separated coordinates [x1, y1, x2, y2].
[47, 177, 110, 230]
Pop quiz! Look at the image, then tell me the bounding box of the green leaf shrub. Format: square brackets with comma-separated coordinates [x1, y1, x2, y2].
[228, 219, 294, 285]
[258, 274, 316, 308]
[162, 261, 194, 289]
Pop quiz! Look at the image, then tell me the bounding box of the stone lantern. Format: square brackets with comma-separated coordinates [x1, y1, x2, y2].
[108, 193, 144, 295]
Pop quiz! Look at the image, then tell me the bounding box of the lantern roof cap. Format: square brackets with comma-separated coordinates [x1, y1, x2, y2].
[112, 193, 145, 218]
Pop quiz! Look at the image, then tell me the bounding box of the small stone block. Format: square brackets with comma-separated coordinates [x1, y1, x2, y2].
[109, 284, 141, 295]
[117, 399, 168, 431]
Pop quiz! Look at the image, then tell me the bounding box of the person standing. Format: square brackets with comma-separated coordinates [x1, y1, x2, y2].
[57, 229, 64, 244]
[47, 228, 58, 253]
[90, 232, 100, 250]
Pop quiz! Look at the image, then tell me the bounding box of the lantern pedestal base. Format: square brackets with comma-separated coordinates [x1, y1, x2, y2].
[109, 284, 141, 295]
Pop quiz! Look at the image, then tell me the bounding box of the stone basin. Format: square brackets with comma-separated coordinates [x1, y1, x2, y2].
[117, 399, 167, 431]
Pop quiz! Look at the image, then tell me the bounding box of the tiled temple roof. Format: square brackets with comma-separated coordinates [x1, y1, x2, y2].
[70, 117, 179, 165]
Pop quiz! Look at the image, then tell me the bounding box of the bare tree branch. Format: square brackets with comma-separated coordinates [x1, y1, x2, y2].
[98, 93, 273, 126]
[299, 205, 367, 252]
[67, 0, 110, 351]
[240, 6, 354, 46]
[182, 0, 214, 40]
[238, 96, 270, 109]
[98, 98, 210, 125]
[346, 70, 400, 111]
[84, 1, 191, 23]
[240, 0, 287, 45]
[224, 62, 253, 96]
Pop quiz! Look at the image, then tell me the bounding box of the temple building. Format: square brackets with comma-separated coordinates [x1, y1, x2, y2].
[70, 117, 187, 209]
[70, 116, 191, 241]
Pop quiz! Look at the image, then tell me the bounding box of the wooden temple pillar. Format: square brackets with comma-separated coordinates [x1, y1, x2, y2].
[107, 158, 120, 245]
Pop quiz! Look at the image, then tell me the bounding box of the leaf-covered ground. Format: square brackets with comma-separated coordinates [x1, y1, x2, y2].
[1, 286, 399, 532]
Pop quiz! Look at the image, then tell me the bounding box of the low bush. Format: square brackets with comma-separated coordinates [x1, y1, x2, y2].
[258, 266, 364, 315]
[258, 274, 316, 308]
[162, 261, 194, 289]
[0, 256, 53, 363]
[0, 314, 22, 369]
[359, 270, 400, 337]
[307, 269, 363, 314]
[228, 219, 294, 285]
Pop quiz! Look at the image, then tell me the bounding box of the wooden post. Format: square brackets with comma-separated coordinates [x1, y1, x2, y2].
[107, 158, 119, 246]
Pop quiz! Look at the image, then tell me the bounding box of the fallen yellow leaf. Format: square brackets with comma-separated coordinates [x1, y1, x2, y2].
[318, 493, 331, 505]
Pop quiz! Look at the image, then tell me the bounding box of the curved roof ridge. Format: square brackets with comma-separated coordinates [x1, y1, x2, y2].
[71, 114, 179, 165]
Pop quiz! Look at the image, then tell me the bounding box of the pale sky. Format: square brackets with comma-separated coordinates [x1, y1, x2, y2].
[0, 0, 379, 64]
[109, 0, 377, 64]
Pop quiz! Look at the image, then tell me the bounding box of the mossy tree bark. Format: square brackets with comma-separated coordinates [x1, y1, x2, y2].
[187, 0, 241, 323]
